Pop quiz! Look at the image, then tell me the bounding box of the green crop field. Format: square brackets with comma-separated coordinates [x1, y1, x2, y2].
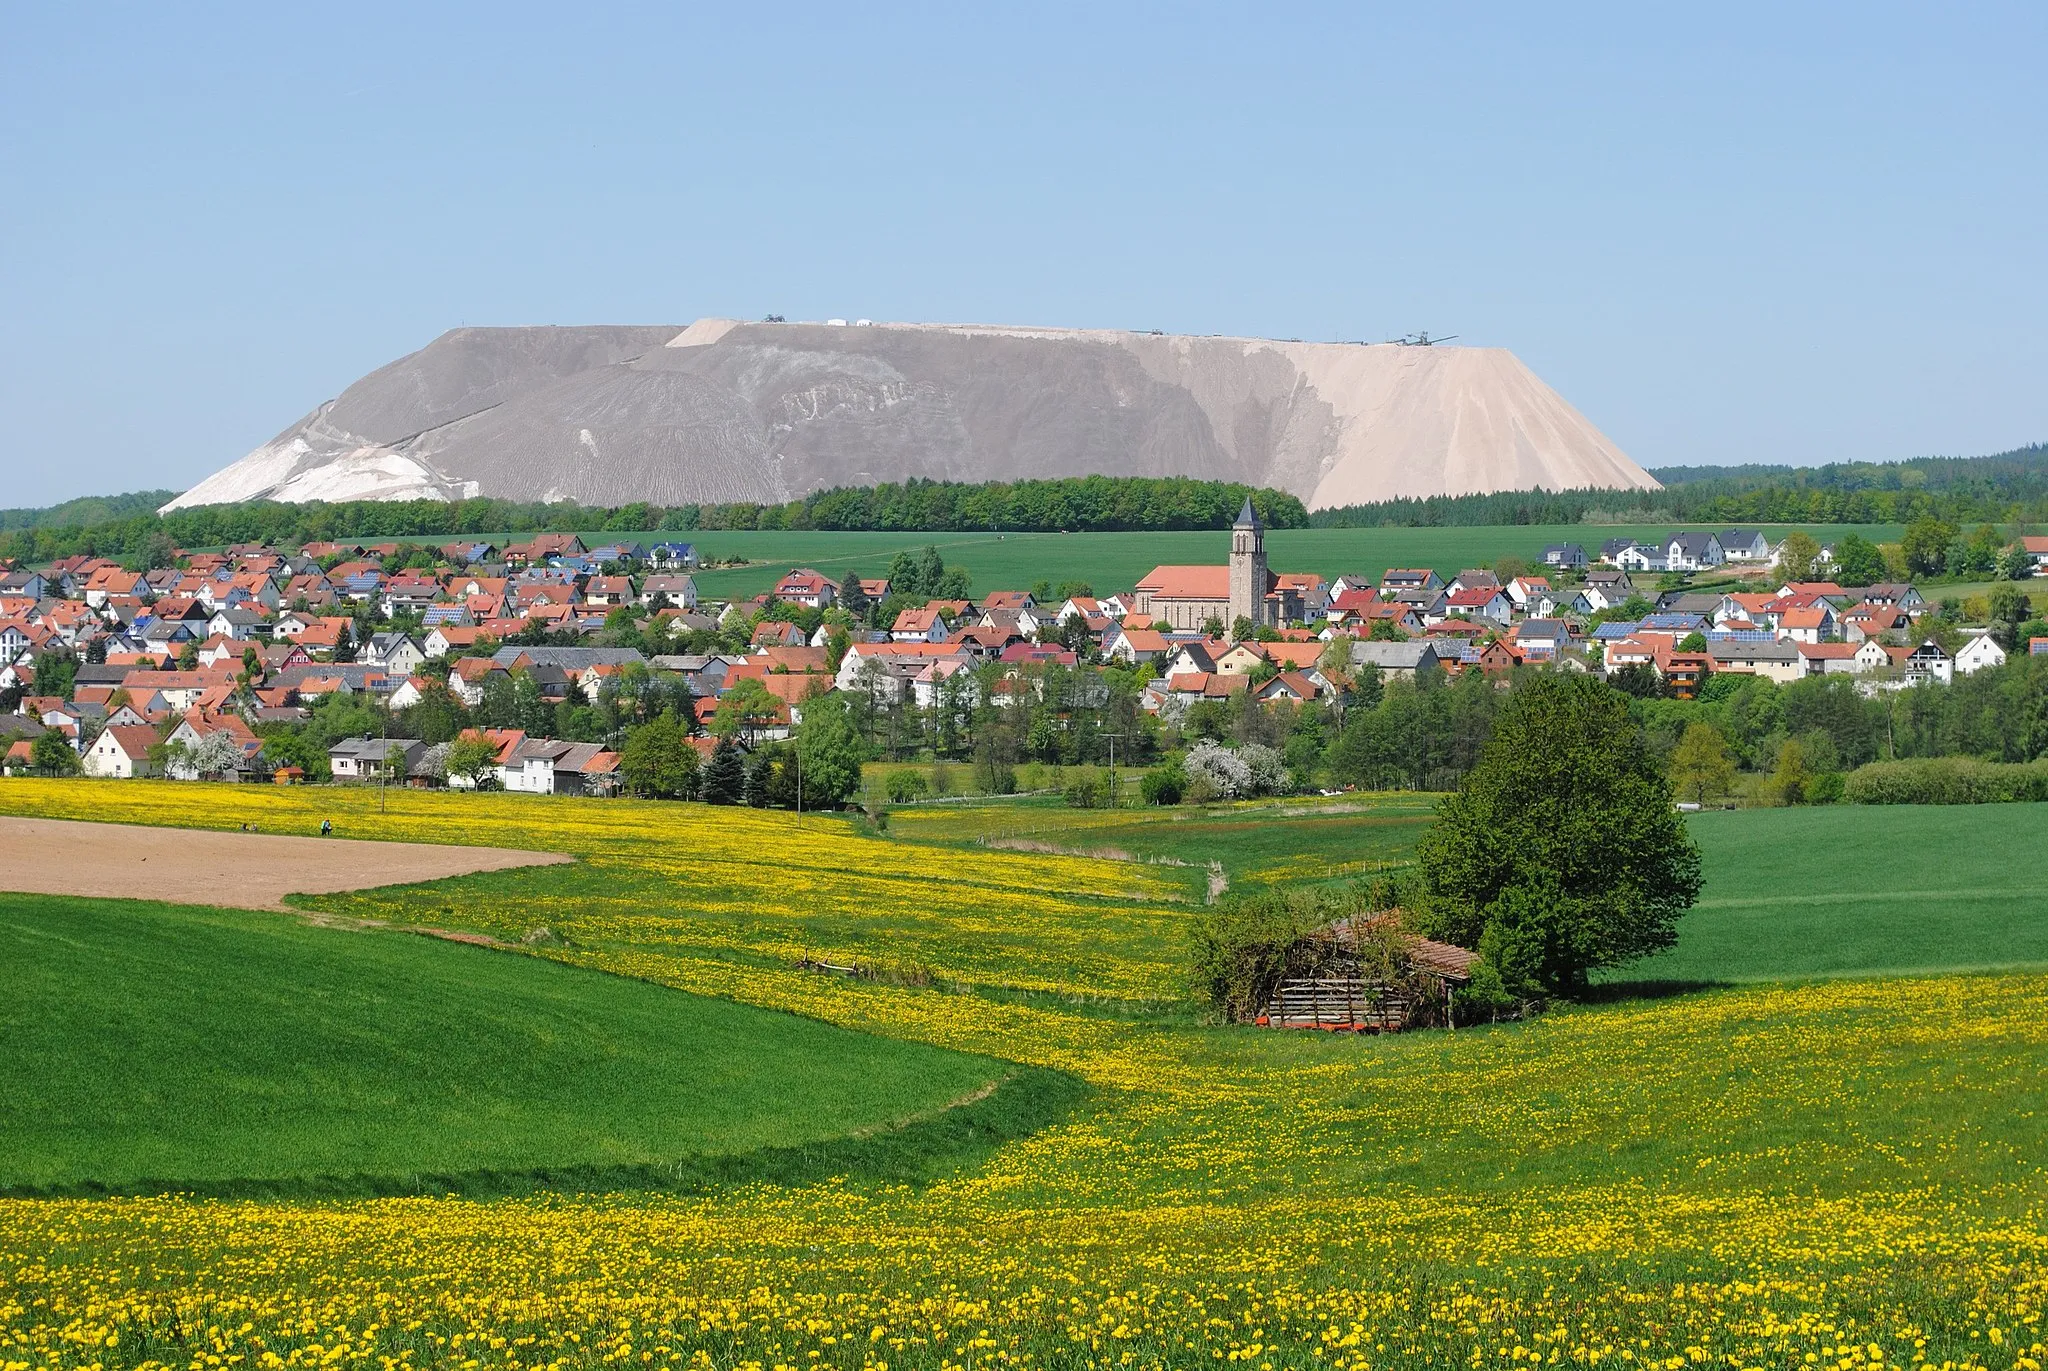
[1628, 804, 2048, 983]
[362, 522, 1902, 597]
[3, 779, 2047, 1371]
[665, 524, 1909, 598]
[0, 890, 1008, 1195]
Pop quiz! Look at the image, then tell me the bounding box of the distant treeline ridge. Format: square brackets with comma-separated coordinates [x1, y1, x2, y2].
[0, 477, 1308, 566]
[1310, 443, 2048, 529]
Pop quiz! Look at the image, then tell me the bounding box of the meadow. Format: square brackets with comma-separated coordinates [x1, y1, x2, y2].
[0, 891, 1009, 1196]
[381, 523, 1907, 597]
[1, 778, 2046, 1371]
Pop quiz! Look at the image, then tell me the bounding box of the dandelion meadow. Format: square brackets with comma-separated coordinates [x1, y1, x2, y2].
[1, 778, 2045, 1371]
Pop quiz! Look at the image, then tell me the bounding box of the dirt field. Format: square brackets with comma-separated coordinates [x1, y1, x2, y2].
[0, 816, 569, 912]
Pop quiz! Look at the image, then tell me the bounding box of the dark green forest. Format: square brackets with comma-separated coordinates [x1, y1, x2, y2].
[0, 477, 1309, 566]
[1309, 443, 2048, 529]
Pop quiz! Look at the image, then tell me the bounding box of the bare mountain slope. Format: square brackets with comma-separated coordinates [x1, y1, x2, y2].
[165, 320, 1655, 512]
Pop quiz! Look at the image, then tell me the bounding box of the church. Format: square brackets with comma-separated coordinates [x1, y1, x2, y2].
[1132, 500, 1303, 634]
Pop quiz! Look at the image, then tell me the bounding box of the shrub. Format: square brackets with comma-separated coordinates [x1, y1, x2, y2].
[1843, 756, 2048, 805]
[1064, 769, 1105, 809]
[885, 770, 929, 803]
[1141, 761, 1186, 806]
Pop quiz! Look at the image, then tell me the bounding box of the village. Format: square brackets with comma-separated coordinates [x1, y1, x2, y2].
[2, 501, 2045, 794]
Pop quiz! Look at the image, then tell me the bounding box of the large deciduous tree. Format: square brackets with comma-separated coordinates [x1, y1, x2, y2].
[1414, 673, 1702, 996]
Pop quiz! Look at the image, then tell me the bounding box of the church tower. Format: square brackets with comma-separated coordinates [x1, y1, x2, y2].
[1227, 497, 1267, 634]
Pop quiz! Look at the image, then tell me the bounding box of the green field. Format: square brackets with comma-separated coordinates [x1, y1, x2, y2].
[356, 523, 1901, 597]
[1629, 804, 2048, 983]
[0, 891, 1013, 1195]
[672, 524, 1909, 598]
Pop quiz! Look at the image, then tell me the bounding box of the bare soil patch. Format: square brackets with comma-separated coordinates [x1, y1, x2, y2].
[0, 816, 569, 913]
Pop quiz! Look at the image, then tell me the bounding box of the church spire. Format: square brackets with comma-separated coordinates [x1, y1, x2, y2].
[1234, 496, 1261, 530]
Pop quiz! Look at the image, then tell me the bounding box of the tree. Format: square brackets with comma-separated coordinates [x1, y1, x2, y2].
[1989, 582, 2033, 650]
[1997, 544, 2034, 581]
[1831, 533, 1887, 587]
[446, 735, 503, 790]
[1609, 662, 1664, 699]
[32, 730, 79, 776]
[1414, 673, 1703, 996]
[1766, 736, 1813, 806]
[713, 677, 782, 746]
[1677, 631, 1708, 653]
[836, 571, 870, 621]
[1901, 516, 1958, 579]
[618, 709, 699, 799]
[700, 735, 745, 804]
[793, 693, 864, 808]
[1776, 531, 1820, 584]
[1669, 721, 1736, 804]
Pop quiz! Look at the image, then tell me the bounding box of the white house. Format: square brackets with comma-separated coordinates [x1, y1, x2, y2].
[1720, 530, 1773, 563]
[1614, 544, 1664, 573]
[639, 574, 698, 609]
[1904, 641, 1953, 686]
[1854, 639, 1896, 673]
[82, 725, 156, 779]
[363, 633, 426, 676]
[1662, 533, 1726, 572]
[1954, 634, 2007, 675]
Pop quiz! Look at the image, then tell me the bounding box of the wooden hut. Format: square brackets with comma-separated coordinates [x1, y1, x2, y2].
[1255, 913, 1478, 1032]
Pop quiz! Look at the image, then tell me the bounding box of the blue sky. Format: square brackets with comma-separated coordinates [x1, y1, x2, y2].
[3, 3, 2043, 506]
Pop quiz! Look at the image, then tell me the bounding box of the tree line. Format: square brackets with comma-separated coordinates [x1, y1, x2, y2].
[0, 477, 1309, 567]
[1309, 442, 2048, 529]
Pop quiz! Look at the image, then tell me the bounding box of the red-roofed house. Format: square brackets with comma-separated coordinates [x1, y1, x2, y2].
[83, 724, 159, 778]
[771, 569, 836, 608]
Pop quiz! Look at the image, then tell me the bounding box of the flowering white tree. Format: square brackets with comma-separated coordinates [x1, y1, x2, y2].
[1239, 743, 1292, 797]
[1184, 741, 1254, 801]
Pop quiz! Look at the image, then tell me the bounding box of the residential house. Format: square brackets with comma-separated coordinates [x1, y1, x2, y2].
[1776, 604, 1837, 645]
[771, 568, 836, 608]
[328, 736, 424, 782]
[501, 738, 621, 796]
[1954, 634, 2007, 675]
[82, 725, 159, 778]
[1348, 641, 1442, 680]
[891, 606, 953, 642]
[1379, 568, 1443, 595]
[1854, 639, 1898, 674]
[1707, 638, 1803, 684]
[1663, 533, 1726, 571]
[1106, 626, 1170, 666]
[1904, 641, 1953, 686]
[639, 574, 698, 609]
[2022, 537, 2048, 573]
[364, 632, 426, 675]
[1438, 586, 1513, 625]
[1795, 642, 1863, 676]
[1720, 530, 1773, 563]
[1505, 576, 1552, 610]
[1540, 543, 1588, 570]
[1614, 544, 1663, 573]
[648, 542, 699, 569]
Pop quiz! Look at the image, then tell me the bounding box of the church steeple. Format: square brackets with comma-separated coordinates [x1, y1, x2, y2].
[1228, 497, 1268, 634]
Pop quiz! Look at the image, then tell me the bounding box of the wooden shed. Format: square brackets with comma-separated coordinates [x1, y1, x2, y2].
[1255, 914, 1478, 1033]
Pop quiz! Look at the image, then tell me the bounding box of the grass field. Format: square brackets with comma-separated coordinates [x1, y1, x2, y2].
[2, 778, 2047, 1371]
[359, 523, 1904, 597]
[0, 891, 1010, 1195]
[1630, 804, 2048, 982]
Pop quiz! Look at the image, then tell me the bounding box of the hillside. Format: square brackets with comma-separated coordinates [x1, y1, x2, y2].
[0, 890, 1005, 1194]
[163, 320, 1656, 513]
